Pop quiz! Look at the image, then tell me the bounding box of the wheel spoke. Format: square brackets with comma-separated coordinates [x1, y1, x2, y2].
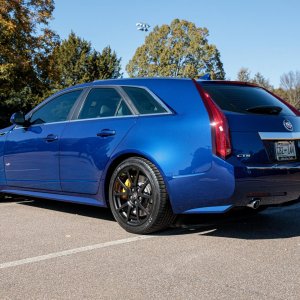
[137, 202, 150, 215]
[118, 202, 129, 212]
[140, 178, 150, 192]
[133, 169, 140, 187]
[117, 177, 130, 191]
[113, 191, 128, 197]
[140, 193, 151, 199]
[126, 205, 132, 221]
[136, 205, 140, 222]
[126, 171, 132, 186]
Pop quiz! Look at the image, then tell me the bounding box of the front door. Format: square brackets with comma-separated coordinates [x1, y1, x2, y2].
[4, 89, 83, 191]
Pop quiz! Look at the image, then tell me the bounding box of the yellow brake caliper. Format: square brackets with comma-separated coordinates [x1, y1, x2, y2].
[122, 178, 131, 196]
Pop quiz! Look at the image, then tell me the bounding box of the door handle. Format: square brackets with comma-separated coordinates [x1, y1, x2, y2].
[97, 129, 116, 137]
[44, 134, 58, 142]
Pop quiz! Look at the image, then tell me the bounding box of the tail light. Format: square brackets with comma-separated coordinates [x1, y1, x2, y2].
[193, 80, 232, 159]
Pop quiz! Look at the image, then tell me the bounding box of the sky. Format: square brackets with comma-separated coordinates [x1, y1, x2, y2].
[50, 0, 300, 88]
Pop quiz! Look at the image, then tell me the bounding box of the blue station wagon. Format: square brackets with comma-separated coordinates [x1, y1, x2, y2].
[1, 78, 300, 233]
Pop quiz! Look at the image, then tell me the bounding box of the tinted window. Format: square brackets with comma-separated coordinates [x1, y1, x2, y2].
[201, 83, 294, 116]
[122, 86, 167, 115]
[30, 90, 82, 124]
[78, 88, 132, 120]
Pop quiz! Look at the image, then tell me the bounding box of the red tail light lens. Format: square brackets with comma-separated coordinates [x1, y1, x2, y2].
[193, 80, 232, 159]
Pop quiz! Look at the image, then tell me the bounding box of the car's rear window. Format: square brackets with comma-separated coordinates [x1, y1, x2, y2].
[200, 83, 295, 116]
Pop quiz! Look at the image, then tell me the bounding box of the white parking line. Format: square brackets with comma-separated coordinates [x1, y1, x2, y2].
[0, 200, 34, 207]
[0, 235, 154, 270]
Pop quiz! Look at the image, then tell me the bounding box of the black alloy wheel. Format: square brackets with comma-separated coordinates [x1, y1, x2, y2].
[109, 157, 175, 234]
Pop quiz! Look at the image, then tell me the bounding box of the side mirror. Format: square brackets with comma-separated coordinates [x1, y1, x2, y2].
[10, 112, 26, 126]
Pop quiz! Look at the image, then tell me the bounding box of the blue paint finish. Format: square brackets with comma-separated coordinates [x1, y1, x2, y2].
[0, 127, 11, 185]
[60, 117, 136, 194]
[4, 123, 66, 191]
[167, 156, 235, 213]
[113, 114, 212, 178]
[183, 205, 232, 214]
[1, 188, 106, 207]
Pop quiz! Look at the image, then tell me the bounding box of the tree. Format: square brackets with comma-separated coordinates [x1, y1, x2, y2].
[0, 0, 58, 127]
[236, 67, 251, 82]
[280, 71, 300, 108]
[47, 33, 122, 92]
[97, 46, 122, 80]
[252, 72, 273, 90]
[126, 19, 225, 79]
[236, 68, 273, 90]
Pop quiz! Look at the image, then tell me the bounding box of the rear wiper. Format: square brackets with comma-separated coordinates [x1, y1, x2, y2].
[246, 105, 282, 115]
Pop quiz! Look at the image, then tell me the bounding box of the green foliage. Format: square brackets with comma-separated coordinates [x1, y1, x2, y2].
[47, 32, 122, 91]
[0, 0, 58, 128]
[126, 19, 225, 79]
[97, 46, 122, 80]
[0, 2, 122, 128]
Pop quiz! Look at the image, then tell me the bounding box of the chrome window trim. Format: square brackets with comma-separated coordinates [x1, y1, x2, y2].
[13, 120, 70, 130]
[120, 85, 173, 116]
[14, 113, 138, 129]
[68, 114, 137, 123]
[259, 132, 300, 140]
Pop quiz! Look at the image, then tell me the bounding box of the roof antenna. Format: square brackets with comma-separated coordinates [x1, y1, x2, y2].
[200, 74, 211, 80]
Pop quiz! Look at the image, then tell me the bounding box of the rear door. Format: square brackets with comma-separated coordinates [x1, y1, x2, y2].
[59, 86, 136, 194]
[4, 89, 83, 191]
[199, 82, 300, 165]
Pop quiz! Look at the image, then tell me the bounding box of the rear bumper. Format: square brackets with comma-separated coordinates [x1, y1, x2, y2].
[172, 161, 300, 214]
[231, 166, 300, 206]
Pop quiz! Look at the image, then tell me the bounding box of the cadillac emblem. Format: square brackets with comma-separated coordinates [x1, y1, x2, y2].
[283, 119, 293, 131]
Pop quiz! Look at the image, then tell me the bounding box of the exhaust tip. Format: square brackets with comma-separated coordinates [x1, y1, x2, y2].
[247, 198, 261, 209]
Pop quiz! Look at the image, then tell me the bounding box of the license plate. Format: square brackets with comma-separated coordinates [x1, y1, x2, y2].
[275, 141, 297, 161]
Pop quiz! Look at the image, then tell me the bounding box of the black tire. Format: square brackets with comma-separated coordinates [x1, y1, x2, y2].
[0, 194, 6, 200]
[109, 157, 175, 234]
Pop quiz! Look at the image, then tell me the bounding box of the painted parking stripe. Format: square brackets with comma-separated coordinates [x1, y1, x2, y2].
[0, 235, 153, 269]
[0, 200, 34, 207]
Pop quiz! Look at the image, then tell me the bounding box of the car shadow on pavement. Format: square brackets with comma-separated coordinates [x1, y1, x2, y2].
[19, 198, 115, 222]
[6, 197, 300, 239]
[173, 203, 300, 240]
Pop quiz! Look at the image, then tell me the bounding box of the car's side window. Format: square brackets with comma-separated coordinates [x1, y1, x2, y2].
[122, 86, 167, 115]
[78, 88, 132, 120]
[30, 90, 82, 125]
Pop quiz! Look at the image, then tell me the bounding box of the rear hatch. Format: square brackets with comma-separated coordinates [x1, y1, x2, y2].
[198, 81, 300, 166]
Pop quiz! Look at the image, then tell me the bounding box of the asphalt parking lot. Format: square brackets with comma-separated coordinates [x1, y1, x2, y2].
[0, 198, 299, 300]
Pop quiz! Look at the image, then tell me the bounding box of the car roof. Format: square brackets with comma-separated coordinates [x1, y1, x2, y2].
[54, 78, 262, 99]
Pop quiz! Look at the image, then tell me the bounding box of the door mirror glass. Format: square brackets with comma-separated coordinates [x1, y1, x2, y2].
[10, 112, 26, 126]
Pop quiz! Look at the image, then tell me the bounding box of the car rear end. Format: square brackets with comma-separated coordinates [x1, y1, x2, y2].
[196, 80, 300, 209]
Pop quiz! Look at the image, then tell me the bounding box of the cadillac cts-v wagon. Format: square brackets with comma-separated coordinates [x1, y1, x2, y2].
[1, 78, 300, 233]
